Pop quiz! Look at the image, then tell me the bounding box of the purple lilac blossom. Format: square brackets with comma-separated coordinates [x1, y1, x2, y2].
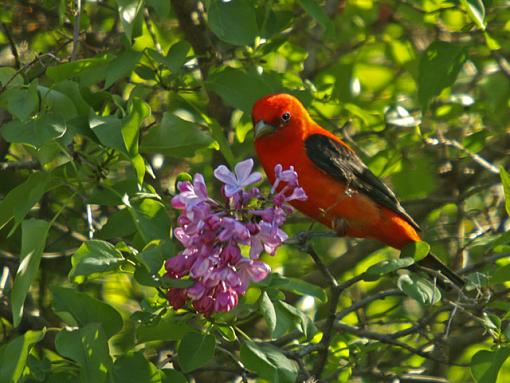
[166, 158, 307, 316]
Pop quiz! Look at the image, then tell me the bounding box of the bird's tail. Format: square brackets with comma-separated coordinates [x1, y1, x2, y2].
[413, 253, 465, 289]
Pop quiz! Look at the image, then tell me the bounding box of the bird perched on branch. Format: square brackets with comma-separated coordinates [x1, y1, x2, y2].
[252, 93, 464, 288]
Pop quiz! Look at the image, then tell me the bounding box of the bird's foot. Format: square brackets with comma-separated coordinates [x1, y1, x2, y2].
[333, 218, 348, 237]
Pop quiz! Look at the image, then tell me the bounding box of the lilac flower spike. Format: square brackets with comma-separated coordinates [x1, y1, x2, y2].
[166, 158, 307, 316]
[214, 158, 262, 197]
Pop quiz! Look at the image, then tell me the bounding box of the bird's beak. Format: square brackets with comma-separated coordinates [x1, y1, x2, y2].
[254, 120, 275, 139]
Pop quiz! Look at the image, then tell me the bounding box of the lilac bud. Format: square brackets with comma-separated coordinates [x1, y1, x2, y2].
[187, 282, 206, 300]
[167, 288, 187, 310]
[193, 294, 215, 316]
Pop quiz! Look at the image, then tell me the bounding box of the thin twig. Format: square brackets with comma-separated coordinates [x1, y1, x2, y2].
[424, 136, 500, 174]
[334, 322, 467, 366]
[302, 243, 338, 288]
[71, 0, 82, 60]
[312, 287, 341, 379]
[0, 160, 39, 171]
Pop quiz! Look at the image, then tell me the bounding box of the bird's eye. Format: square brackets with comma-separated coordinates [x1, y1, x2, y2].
[281, 112, 291, 122]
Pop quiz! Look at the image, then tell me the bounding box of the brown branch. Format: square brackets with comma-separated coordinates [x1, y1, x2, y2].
[1, 22, 20, 69]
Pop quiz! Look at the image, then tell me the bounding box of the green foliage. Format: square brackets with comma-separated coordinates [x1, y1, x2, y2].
[177, 332, 216, 373]
[0, 1, 509, 382]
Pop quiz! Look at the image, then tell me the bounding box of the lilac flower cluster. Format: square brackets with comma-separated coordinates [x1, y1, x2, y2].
[166, 159, 307, 316]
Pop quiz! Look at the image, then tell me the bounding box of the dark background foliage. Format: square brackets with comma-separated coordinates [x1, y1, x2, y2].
[0, 0, 510, 382]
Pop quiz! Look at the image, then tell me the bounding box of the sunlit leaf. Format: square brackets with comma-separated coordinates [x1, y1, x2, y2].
[69, 240, 125, 280]
[397, 274, 441, 305]
[0, 330, 45, 383]
[471, 347, 510, 383]
[11, 219, 50, 327]
[500, 167, 510, 217]
[55, 323, 112, 383]
[461, 0, 485, 30]
[115, 0, 143, 40]
[418, 41, 467, 110]
[401, 241, 430, 262]
[364, 258, 415, 281]
[51, 286, 123, 338]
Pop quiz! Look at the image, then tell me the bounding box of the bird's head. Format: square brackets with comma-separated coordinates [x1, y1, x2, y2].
[251, 93, 311, 141]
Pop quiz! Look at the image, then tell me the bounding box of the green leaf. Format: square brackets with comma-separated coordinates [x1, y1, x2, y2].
[297, 0, 330, 28]
[129, 198, 171, 243]
[397, 274, 441, 305]
[89, 113, 126, 153]
[115, 0, 144, 40]
[136, 311, 192, 343]
[500, 167, 510, 217]
[55, 323, 112, 383]
[272, 300, 302, 338]
[97, 208, 137, 239]
[0, 171, 52, 231]
[162, 369, 187, 383]
[490, 264, 510, 284]
[105, 49, 142, 88]
[69, 240, 125, 280]
[418, 41, 467, 110]
[111, 351, 163, 383]
[11, 219, 50, 327]
[148, 42, 192, 72]
[364, 257, 415, 281]
[177, 333, 216, 373]
[141, 112, 214, 157]
[0, 330, 45, 383]
[392, 155, 437, 199]
[401, 241, 430, 262]
[0, 82, 39, 121]
[207, 0, 258, 46]
[124, 99, 150, 180]
[269, 274, 327, 302]
[471, 347, 510, 383]
[1, 113, 66, 148]
[46, 55, 110, 86]
[206, 67, 282, 113]
[209, 120, 235, 167]
[136, 240, 172, 274]
[122, 99, 150, 182]
[260, 292, 277, 334]
[52, 80, 92, 116]
[0, 67, 24, 87]
[240, 340, 298, 383]
[38, 85, 79, 121]
[461, 0, 485, 30]
[158, 277, 194, 289]
[51, 286, 123, 338]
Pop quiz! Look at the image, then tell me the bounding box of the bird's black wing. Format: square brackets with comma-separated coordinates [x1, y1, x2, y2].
[304, 133, 420, 231]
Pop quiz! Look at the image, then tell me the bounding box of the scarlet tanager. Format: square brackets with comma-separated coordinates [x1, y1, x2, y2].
[252, 93, 464, 288]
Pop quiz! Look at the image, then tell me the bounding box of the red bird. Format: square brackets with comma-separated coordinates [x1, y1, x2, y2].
[252, 93, 463, 287]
